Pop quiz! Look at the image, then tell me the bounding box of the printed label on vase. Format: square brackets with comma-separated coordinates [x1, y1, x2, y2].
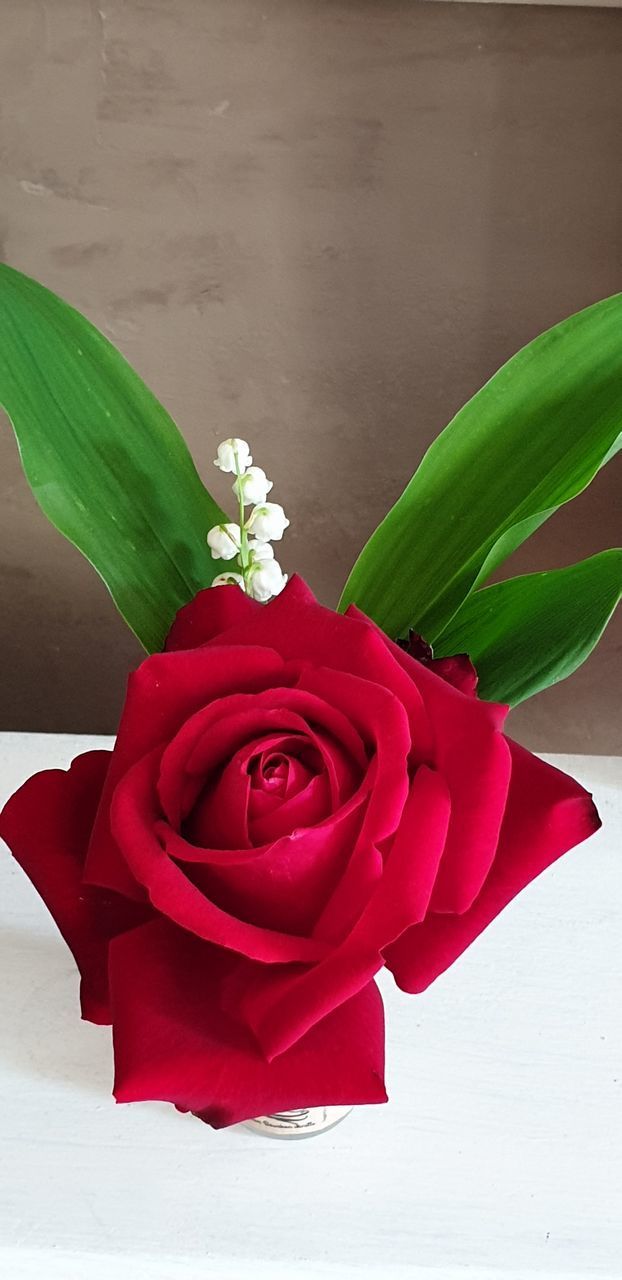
[244, 1106, 353, 1139]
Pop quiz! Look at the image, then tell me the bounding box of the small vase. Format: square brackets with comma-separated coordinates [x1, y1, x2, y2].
[244, 1105, 353, 1139]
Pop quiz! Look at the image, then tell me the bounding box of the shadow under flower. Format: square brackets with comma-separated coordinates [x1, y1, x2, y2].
[0, 924, 113, 1098]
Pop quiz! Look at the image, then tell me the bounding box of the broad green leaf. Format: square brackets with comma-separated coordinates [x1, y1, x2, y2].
[338, 294, 622, 641]
[0, 263, 226, 651]
[433, 550, 622, 706]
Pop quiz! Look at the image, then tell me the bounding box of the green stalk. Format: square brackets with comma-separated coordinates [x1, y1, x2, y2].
[233, 445, 251, 590]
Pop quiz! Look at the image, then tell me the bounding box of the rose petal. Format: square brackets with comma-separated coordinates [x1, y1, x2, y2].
[349, 608, 512, 913]
[237, 767, 451, 1059]
[160, 714, 302, 832]
[194, 735, 315, 839]
[159, 781, 369, 935]
[109, 919, 387, 1128]
[189, 732, 330, 849]
[299, 665, 411, 844]
[250, 748, 314, 800]
[184, 686, 367, 811]
[157, 685, 366, 838]
[397, 632, 478, 696]
[314, 763, 451, 943]
[110, 748, 330, 963]
[165, 583, 261, 652]
[385, 742, 601, 992]
[198, 577, 434, 759]
[428, 653, 478, 696]
[185, 747, 252, 849]
[248, 772, 331, 846]
[312, 837, 384, 945]
[0, 750, 143, 1023]
[84, 646, 284, 898]
[396, 630, 434, 664]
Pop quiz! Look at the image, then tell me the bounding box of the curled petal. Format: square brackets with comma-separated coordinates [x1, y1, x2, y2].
[0, 750, 145, 1023]
[204, 580, 434, 762]
[166, 584, 261, 652]
[84, 645, 284, 897]
[110, 749, 331, 964]
[159, 780, 369, 936]
[157, 684, 366, 829]
[349, 608, 512, 913]
[236, 767, 451, 1060]
[385, 741, 601, 992]
[110, 920, 386, 1128]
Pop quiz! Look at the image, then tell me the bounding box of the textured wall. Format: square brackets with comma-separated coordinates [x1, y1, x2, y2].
[0, 0, 620, 750]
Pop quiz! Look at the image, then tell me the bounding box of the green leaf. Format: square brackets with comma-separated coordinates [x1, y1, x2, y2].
[338, 294, 622, 641]
[0, 263, 226, 651]
[433, 550, 622, 706]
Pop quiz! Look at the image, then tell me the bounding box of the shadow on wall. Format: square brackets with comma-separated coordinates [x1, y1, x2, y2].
[0, 500, 140, 735]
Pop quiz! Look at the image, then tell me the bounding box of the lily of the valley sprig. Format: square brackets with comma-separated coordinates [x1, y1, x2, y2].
[207, 438, 290, 602]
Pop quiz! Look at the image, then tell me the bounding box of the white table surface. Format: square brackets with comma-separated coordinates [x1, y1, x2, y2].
[0, 734, 620, 1280]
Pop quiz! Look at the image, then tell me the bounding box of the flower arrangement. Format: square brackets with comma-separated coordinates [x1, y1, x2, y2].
[0, 263, 620, 1131]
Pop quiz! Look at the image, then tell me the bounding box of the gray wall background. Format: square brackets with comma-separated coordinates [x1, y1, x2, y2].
[0, 0, 620, 752]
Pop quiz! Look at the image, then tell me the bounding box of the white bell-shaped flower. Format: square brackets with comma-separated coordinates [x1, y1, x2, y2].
[211, 571, 246, 590]
[207, 522, 241, 560]
[248, 538, 274, 562]
[246, 502, 290, 542]
[213, 438, 252, 474]
[233, 465, 273, 506]
[246, 557, 288, 602]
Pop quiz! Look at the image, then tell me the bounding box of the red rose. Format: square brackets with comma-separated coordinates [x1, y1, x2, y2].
[0, 577, 599, 1127]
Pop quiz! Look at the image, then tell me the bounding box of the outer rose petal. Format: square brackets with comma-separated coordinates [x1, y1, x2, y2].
[349, 606, 512, 914]
[165, 579, 311, 653]
[171, 578, 434, 758]
[396, 631, 478, 696]
[299, 665, 412, 843]
[109, 920, 387, 1128]
[0, 751, 129, 1023]
[165, 583, 261, 651]
[385, 741, 601, 992]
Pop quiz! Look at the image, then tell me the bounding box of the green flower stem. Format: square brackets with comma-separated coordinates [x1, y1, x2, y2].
[233, 446, 251, 590]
